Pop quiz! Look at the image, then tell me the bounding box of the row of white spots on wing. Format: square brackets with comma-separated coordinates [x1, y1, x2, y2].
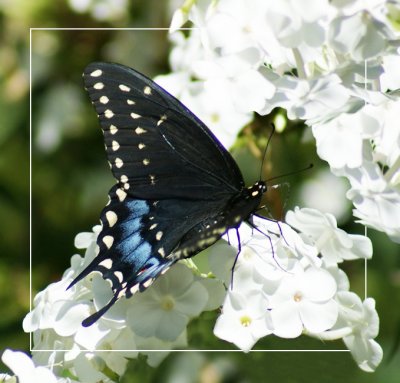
[138, 143, 146, 150]
[142, 278, 154, 288]
[149, 174, 156, 185]
[135, 127, 146, 134]
[130, 284, 140, 295]
[131, 112, 141, 119]
[156, 231, 163, 241]
[149, 223, 158, 230]
[110, 124, 118, 135]
[90, 69, 102, 77]
[143, 158, 150, 166]
[112, 140, 120, 151]
[114, 271, 124, 283]
[143, 86, 152, 95]
[157, 114, 167, 126]
[94, 82, 104, 90]
[105, 210, 118, 227]
[158, 247, 165, 257]
[103, 235, 114, 249]
[99, 96, 109, 104]
[120, 174, 130, 190]
[116, 188, 127, 202]
[127, 99, 135, 105]
[251, 190, 260, 197]
[115, 157, 123, 168]
[119, 84, 131, 92]
[99, 258, 113, 269]
[105, 109, 114, 119]
[117, 288, 127, 299]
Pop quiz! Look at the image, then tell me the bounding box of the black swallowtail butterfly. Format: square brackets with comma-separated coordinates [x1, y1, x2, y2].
[68, 62, 266, 327]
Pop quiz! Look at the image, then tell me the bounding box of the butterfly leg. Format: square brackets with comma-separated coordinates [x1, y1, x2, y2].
[246, 219, 287, 273]
[253, 213, 289, 247]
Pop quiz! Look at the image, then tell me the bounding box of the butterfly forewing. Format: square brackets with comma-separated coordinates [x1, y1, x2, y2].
[83, 62, 244, 199]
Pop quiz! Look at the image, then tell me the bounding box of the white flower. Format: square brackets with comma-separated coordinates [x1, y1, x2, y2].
[126, 263, 209, 341]
[286, 207, 372, 266]
[261, 74, 349, 121]
[369, 99, 400, 170]
[1, 350, 58, 383]
[380, 53, 400, 92]
[193, 49, 275, 113]
[312, 110, 380, 169]
[267, 0, 329, 55]
[214, 289, 273, 351]
[328, 12, 387, 60]
[180, 81, 253, 148]
[204, 0, 270, 54]
[331, 292, 383, 372]
[267, 265, 338, 338]
[22, 274, 91, 336]
[136, 330, 188, 367]
[73, 352, 108, 383]
[345, 162, 400, 243]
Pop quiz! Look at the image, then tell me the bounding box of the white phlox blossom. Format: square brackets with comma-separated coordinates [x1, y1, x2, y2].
[169, 0, 400, 245]
[1, 349, 59, 383]
[310, 291, 383, 372]
[19, 226, 225, 382]
[286, 207, 373, 266]
[211, 212, 379, 371]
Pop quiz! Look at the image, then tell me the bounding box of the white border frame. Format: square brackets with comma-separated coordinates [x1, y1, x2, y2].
[29, 27, 367, 354]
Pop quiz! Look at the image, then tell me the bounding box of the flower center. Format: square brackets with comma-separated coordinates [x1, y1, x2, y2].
[161, 295, 175, 311]
[293, 292, 303, 302]
[210, 113, 220, 123]
[240, 315, 252, 327]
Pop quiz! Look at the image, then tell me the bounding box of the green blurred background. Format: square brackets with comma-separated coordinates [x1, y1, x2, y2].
[0, 0, 399, 381]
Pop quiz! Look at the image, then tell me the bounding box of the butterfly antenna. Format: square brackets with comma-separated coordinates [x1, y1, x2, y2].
[265, 163, 313, 185]
[259, 124, 276, 181]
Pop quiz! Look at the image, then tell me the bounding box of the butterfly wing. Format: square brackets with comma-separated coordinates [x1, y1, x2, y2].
[69, 184, 231, 327]
[83, 62, 244, 200]
[69, 62, 250, 326]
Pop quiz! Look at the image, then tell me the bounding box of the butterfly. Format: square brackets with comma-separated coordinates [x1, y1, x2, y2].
[68, 62, 267, 327]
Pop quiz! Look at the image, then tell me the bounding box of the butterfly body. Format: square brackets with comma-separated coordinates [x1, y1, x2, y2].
[68, 62, 267, 326]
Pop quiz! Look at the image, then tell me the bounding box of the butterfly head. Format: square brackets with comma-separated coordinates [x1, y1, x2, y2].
[246, 181, 267, 200]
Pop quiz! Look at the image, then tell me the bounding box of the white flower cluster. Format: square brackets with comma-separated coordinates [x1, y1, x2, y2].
[163, 0, 400, 243]
[2, 208, 381, 381]
[212, 209, 381, 372]
[6, 226, 224, 382]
